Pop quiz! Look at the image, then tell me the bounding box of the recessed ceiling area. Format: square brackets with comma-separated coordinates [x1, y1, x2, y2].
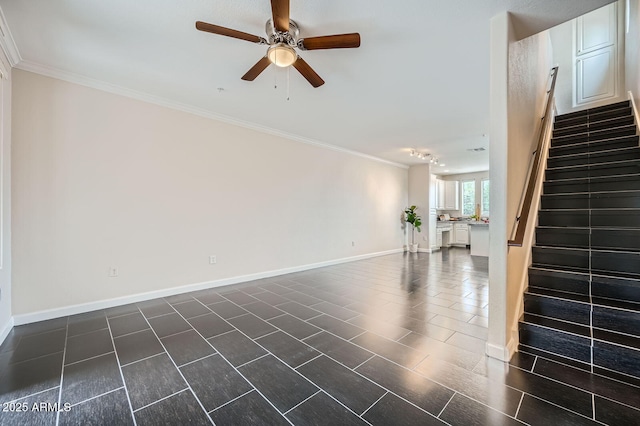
[0, 0, 615, 173]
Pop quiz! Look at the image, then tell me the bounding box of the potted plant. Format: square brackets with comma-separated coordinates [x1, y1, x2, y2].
[404, 205, 422, 253]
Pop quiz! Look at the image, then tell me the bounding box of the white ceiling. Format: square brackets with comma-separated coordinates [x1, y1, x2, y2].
[0, 0, 614, 173]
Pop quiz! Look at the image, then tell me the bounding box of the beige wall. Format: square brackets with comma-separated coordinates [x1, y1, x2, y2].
[0, 50, 12, 340]
[488, 12, 554, 360]
[12, 70, 408, 317]
[408, 164, 432, 248]
[506, 30, 554, 351]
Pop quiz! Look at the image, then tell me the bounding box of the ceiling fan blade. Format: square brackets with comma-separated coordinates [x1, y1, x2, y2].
[241, 57, 271, 81]
[299, 33, 361, 50]
[270, 0, 290, 32]
[196, 21, 266, 44]
[292, 57, 325, 88]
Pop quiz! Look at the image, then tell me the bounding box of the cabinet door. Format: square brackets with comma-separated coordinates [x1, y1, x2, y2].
[455, 225, 468, 244]
[444, 181, 459, 210]
[436, 180, 446, 210]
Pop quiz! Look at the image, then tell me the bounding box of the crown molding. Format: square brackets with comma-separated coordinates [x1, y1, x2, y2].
[0, 6, 21, 67]
[15, 60, 408, 170]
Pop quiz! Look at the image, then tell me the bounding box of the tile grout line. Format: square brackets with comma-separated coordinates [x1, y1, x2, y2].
[64, 349, 117, 367]
[174, 352, 218, 369]
[436, 392, 456, 418]
[281, 390, 322, 416]
[119, 351, 165, 368]
[132, 387, 189, 413]
[54, 317, 69, 426]
[172, 299, 294, 424]
[67, 386, 125, 408]
[359, 391, 388, 418]
[137, 311, 215, 425]
[514, 392, 525, 419]
[106, 311, 139, 426]
[207, 389, 255, 414]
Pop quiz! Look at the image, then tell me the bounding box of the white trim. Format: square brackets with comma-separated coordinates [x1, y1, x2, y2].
[0, 6, 20, 66]
[628, 91, 640, 135]
[13, 248, 404, 326]
[485, 337, 516, 362]
[418, 247, 435, 253]
[0, 315, 14, 346]
[14, 60, 408, 170]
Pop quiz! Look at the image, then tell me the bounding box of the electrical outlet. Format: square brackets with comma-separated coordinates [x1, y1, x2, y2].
[209, 255, 217, 265]
[108, 267, 118, 277]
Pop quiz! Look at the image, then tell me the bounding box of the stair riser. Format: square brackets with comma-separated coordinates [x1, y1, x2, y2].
[555, 101, 631, 122]
[551, 126, 637, 147]
[524, 294, 590, 324]
[537, 229, 640, 252]
[549, 136, 639, 157]
[538, 211, 588, 227]
[532, 247, 589, 271]
[553, 108, 633, 130]
[552, 116, 635, 138]
[592, 251, 640, 278]
[545, 160, 640, 181]
[591, 192, 640, 209]
[538, 211, 640, 228]
[540, 194, 589, 209]
[593, 306, 640, 340]
[519, 323, 591, 362]
[533, 248, 640, 278]
[528, 268, 590, 295]
[592, 275, 640, 305]
[593, 340, 640, 378]
[592, 230, 640, 251]
[547, 148, 640, 169]
[592, 211, 640, 228]
[544, 176, 640, 194]
[520, 323, 640, 378]
[536, 229, 589, 249]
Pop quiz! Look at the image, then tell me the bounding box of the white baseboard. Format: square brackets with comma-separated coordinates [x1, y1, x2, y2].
[0, 316, 14, 347]
[13, 248, 404, 326]
[485, 337, 517, 362]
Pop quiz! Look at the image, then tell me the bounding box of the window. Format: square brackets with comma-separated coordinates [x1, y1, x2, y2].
[482, 179, 490, 216]
[461, 180, 475, 216]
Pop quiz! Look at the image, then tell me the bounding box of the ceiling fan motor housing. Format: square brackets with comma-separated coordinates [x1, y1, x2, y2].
[265, 19, 299, 47]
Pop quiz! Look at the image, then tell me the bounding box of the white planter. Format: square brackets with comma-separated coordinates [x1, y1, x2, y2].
[409, 243, 419, 253]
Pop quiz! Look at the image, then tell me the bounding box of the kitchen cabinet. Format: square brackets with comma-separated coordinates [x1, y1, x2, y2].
[453, 223, 469, 245]
[436, 179, 459, 210]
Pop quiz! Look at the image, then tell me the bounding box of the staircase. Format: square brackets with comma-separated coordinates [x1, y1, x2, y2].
[519, 100, 640, 383]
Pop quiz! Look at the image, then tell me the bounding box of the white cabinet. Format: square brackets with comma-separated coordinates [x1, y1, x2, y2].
[436, 179, 459, 210]
[453, 223, 469, 245]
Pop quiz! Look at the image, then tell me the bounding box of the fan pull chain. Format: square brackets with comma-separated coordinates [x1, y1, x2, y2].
[274, 65, 277, 89]
[287, 66, 290, 101]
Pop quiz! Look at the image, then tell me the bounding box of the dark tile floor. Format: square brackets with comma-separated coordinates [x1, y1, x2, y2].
[0, 248, 638, 425]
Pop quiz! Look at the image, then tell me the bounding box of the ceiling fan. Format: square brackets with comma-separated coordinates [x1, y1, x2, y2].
[195, 0, 361, 88]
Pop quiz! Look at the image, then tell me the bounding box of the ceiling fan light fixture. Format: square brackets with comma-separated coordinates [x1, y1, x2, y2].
[267, 43, 297, 67]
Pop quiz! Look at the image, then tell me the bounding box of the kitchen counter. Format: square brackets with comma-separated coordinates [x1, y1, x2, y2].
[469, 222, 489, 257]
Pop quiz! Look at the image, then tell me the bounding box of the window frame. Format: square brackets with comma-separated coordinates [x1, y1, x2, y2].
[481, 179, 490, 217]
[461, 179, 476, 217]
